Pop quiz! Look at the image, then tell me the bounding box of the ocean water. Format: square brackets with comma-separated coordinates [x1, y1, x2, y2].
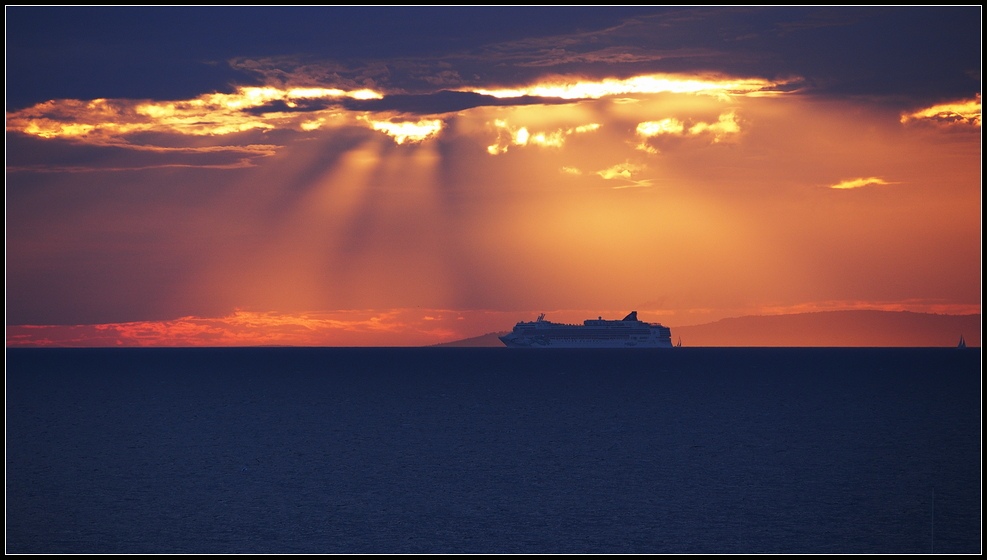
[6, 347, 981, 554]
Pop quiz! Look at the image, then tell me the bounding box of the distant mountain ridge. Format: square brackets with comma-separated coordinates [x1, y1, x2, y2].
[431, 310, 980, 347]
[670, 310, 979, 347]
[431, 332, 510, 347]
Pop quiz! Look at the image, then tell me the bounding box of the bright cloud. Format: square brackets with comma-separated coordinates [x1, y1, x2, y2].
[596, 161, 645, 180]
[635, 118, 684, 153]
[900, 94, 982, 126]
[636, 118, 686, 136]
[687, 111, 740, 142]
[829, 177, 895, 190]
[486, 120, 600, 154]
[470, 73, 793, 100]
[364, 118, 443, 144]
[635, 111, 741, 153]
[7, 86, 384, 143]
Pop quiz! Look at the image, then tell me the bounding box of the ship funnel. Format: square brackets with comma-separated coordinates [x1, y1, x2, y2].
[622, 311, 638, 321]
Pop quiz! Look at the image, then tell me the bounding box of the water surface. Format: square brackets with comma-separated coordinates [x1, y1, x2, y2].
[6, 347, 981, 553]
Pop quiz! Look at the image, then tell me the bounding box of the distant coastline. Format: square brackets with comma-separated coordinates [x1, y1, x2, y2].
[432, 310, 980, 347]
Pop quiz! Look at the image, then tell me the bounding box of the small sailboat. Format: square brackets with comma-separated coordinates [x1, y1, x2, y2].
[957, 335, 966, 348]
[675, 336, 682, 348]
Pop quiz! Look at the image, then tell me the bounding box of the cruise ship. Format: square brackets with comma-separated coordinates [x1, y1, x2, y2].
[499, 311, 673, 348]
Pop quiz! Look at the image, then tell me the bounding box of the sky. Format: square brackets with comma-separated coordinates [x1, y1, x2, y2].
[5, 7, 982, 346]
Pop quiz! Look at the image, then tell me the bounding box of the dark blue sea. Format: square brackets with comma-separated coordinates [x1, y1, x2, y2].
[6, 347, 981, 554]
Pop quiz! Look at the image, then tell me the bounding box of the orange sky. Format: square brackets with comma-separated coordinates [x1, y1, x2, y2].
[6, 9, 982, 346]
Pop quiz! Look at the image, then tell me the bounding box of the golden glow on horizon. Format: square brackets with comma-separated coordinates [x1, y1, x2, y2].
[470, 73, 790, 100]
[363, 118, 443, 144]
[829, 177, 895, 190]
[486, 120, 600, 154]
[6, 310, 429, 347]
[7, 301, 979, 348]
[900, 94, 982, 126]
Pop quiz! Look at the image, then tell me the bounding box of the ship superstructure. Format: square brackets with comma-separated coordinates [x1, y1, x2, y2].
[499, 311, 673, 348]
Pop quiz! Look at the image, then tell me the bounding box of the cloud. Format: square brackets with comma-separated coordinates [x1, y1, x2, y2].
[5, 310, 429, 347]
[11, 71, 770, 169]
[470, 73, 793, 100]
[900, 94, 982, 126]
[610, 179, 654, 189]
[6, 161, 262, 173]
[6, 69, 776, 171]
[5, 131, 282, 173]
[634, 111, 741, 152]
[486, 120, 600, 154]
[229, 56, 392, 93]
[456, 10, 755, 74]
[6, 85, 467, 167]
[596, 161, 645, 180]
[828, 177, 896, 189]
[636, 118, 686, 136]
[340, 90, 576, 114]
[361, 117, 443, 144]
[7, 86, 378, 142]
[510, 46, 709, 68]
[773, 10, 863, 36]
[3, 309, 528, 347]
[686, 110, 740, 141]
[635, 118, 684, 153]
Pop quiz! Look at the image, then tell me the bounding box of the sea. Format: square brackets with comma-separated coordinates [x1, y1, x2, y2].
[6, 347, 981, 554]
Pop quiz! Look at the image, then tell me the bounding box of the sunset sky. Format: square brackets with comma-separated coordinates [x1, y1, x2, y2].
[6, 7, 982, 346]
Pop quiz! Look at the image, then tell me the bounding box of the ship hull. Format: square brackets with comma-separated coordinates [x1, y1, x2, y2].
[499, 335, 673, 348]
[500, 312, 674, 348]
